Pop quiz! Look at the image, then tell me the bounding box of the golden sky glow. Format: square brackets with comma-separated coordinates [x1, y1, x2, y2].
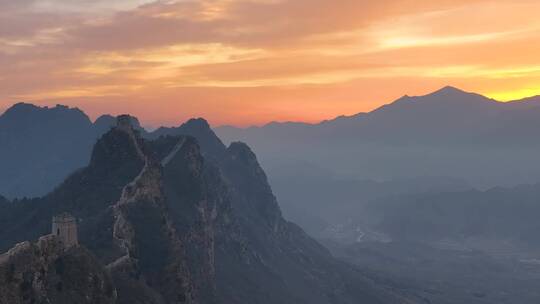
[1, 0, 540, 127]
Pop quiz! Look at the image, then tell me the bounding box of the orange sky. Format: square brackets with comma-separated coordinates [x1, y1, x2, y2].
[1, 0, 540, 127]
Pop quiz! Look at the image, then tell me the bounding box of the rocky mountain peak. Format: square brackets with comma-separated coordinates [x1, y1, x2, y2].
[2, 102, 40, 115]
[1, 103, 91, 126]
[225, 142, 272, 193]
[184, 117, 211, 130]
[227, 141, 257, 162]
[221, 141, 284, 231]
[382, 86, 493, 110]
[431, 85, 467, 95]
[87, 123, 146, 176]
[150, 117, 226, 159]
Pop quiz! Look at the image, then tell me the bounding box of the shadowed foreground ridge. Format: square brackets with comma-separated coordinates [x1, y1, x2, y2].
[0, 117, 415, 303]
[0, 236, 115, 304]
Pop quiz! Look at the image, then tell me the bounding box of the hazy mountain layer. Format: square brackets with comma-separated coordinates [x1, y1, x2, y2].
[2, 87, 539, 199]
[0, 103, 143, 199]
[0, 118, 414, 303]
[216, 86, 540, 189]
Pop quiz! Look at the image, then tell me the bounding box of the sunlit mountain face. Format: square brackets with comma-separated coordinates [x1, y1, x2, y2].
[2, 0, 540, 127]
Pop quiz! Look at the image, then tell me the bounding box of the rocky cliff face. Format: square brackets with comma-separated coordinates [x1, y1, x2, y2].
[0, 235, 115, 304]
[107, 130, 218, 304]
[0, 118, 416, 303]
[214, 142, 411, 304]
[0, 121, 222, 304]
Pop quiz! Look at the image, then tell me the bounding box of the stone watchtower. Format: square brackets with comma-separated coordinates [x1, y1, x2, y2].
[52, 213, 78, 248]
[116, 114, 133, 132]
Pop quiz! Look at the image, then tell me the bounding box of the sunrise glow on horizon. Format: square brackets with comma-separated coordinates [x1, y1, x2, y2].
[2, 0, 540, 127]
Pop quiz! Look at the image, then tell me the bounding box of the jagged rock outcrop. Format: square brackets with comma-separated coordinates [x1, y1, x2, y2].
[0, 235, 115, 304]
[147, 121, 416, 304]
[107, 124, 216, 304]
[0, 119, 218, 303]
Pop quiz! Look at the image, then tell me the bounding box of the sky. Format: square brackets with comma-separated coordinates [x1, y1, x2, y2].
[1, 0, 540, 127]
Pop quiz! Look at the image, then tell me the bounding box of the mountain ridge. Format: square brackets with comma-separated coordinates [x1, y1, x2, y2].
[0, 116, 415, 303]
[215, 86, 539, 130]
[214, 86, 540, 190]
[2, 85, 540, 198]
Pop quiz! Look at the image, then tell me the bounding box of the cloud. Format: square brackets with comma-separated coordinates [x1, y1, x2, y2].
[62, 0, 493, 51]
[2, 0, 540, 126]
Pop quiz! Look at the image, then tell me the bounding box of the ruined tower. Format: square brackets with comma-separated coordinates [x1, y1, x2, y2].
[116, 114, 133, 132]
[52, 213, 78, 248]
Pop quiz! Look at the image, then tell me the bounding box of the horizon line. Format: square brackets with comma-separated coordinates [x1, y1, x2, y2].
[2, 85, 540, 129]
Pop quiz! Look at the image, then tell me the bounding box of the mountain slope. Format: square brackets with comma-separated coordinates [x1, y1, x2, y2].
[0, 236, 116, 304]
[0, 117, 415, 303]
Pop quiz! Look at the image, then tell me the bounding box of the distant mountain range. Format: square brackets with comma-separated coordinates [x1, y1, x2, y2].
[2, 87, 539, 198]
[218, 86, 540, 146]
[216, 86, 540, 188]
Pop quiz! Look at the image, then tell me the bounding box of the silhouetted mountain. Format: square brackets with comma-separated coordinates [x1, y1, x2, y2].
[93, 114, 119, 134]
[504, 95, 540, 110]
[218, 86, 540, 145]
[0, 117, 414, 303]
[4, 87, 539, 199]
[216, 87, 540, 189]
[0, 104, 113, 198]
[149, 118, 226, 160]
[0, 106, 227, 199]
